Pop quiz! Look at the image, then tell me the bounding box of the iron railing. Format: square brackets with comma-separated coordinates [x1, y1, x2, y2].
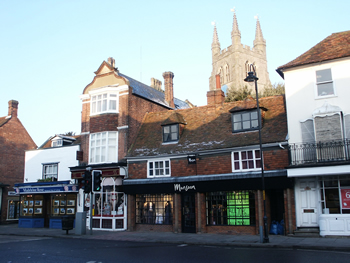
[289, 139, 350, 166]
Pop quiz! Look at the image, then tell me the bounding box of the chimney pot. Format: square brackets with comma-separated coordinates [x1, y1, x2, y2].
[8, 100, 19, 118]
[163, 72, 175, 108]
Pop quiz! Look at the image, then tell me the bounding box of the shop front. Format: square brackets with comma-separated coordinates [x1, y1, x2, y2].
[14, 181, 78, 228]
[295, 175, 350, 236]
[124, 171, 293, 235]
[71, 166, 127, 231]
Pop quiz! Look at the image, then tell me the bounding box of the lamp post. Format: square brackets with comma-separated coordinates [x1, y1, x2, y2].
[244, 65, 269, 243]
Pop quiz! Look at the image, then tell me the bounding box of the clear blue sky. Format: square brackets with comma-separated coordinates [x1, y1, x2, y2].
[1, 0, 349, 146]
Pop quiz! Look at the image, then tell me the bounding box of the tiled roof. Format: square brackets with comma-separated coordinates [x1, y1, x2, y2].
[119, 73, 190, 110]
[278, 30, 350, 71]
[127, 95, 287, 157]
[39, 135, 81, 149]
[0, 116, 10, 127]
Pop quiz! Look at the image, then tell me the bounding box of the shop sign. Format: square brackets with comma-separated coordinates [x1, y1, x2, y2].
[341, 189, 350, 209]
[187, 155, 196, 164]
[174, 184, 196, 192]
[16, 185, 78, 194]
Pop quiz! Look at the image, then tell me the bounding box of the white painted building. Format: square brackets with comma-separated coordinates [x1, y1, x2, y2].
[16, 135, 81, 228]
[277, 30, 350, 236]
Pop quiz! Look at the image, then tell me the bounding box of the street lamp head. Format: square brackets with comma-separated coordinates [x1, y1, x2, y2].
[244, 71, 258, 82]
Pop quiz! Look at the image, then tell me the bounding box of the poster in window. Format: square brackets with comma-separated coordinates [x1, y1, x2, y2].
[35, 200, 42, 206]
[341, 189, 350, 209]
[54, 208, 59, 215]
[23, 208, 28, 214]
[53, 200, 60, 206]
[67, 208, 75, 214]
[29, 201, 34, 207]
[23, 201, 28, 207]
[28, 208, 33, 214]
[60, 208, 65, 214]
[34, 208, 42, 214]
[67, 200, 75, 206]
[60, 200, 66, 206]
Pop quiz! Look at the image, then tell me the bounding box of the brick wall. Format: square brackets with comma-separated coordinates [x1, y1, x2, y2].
[0, 117, 36, 223]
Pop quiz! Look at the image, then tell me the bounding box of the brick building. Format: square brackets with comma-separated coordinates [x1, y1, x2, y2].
[0, 100, 36, 224]
[69, 58, 190, 231]
[124, 79, 296, 236]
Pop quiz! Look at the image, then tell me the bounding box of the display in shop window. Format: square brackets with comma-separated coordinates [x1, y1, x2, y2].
[67, 200, 75, 206]
[35, 200, 42, 206]
[34, 208, 42, 214]
[341, 189, 350, 209]
[67, 208, 75, 214]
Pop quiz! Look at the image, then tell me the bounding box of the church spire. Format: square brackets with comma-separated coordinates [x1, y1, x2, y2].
[211, 22, 220, 56]
[231, 8, 241, 48]
[253, 16, 266, 52]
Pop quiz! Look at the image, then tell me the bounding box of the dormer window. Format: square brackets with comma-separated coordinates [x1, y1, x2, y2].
[316, 68, 334, 97]
[163, 124, 179, 143]
[51, 139, 63, 147]
[232, 110, 259, 132]
[90, 92, 118, 115]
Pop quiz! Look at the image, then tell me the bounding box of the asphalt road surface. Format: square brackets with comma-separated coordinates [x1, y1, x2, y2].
[1, 235, 350, 263]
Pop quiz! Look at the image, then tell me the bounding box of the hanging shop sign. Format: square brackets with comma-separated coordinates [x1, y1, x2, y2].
[187, 155, 196, 164]
[341, 189, 350, 209]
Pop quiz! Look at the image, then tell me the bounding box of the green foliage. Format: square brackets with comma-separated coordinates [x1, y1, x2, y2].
[37, 178, 54, 182]
[64, 131, 76, 136]
[225, 85, 252, 102]
[224, 82, 285, 102]
[261, 83, 285, 97]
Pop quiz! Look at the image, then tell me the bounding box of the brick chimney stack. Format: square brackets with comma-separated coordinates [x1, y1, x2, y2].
[207, 74, 225, 105]
[8, 100, 19, 118]
[163, 71, 175, 108]
[107, 57, 115, 68]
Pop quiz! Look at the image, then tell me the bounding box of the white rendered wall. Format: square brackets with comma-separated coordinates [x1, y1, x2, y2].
[283, 58, 350, 144]
[24, 145, 80, 183]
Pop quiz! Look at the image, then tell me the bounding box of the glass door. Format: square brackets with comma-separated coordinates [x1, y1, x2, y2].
[181, 193, 196, 233]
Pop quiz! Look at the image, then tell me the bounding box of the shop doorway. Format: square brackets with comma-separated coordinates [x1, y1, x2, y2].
[181, 193, 196, 233]
[297, 179, 318, 227]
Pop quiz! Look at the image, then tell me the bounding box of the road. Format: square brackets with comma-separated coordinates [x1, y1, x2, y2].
[1, 235, 350, 263]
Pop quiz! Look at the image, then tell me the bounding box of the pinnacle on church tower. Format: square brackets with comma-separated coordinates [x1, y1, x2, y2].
[211, 22, 221, 56]
[253, 16, 266, 51]
[231, 8, 241, 47]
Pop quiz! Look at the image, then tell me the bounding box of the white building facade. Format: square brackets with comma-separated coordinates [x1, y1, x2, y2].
[277, 30, 350, 236]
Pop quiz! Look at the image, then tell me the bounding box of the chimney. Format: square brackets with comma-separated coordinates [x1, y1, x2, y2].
[207, 74, 225, 105]
[107, 57, 115, 68]
[163, 72, 175, 108]
[150, 78, 163, 91]
[8, 100, 19, 118]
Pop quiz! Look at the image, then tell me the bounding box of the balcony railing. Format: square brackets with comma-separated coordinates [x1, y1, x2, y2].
[289, 139, 350, 166]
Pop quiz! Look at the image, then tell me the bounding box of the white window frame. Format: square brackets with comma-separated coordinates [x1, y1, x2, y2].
[51, 139, 63, 147]
[315, 68, 335, 98]
[90, 88, 119, 116]
[43, 163, 58, 180]
[89, 131, 118, 164]
[148, 159, 171, 178]
[231, 149, 261, 172]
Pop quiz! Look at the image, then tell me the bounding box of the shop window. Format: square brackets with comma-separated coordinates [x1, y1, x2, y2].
[51, 194, 76, 216]
[90, 92, 118, 115]
[136, 194, 173, 225]
[89, 131, 118, 164]
[232, 149, 261, 172]
[231, 110, 259, 132]
[20, 195, 44, 217]
[316, 68, 334, 97]
[43, 163, 58, 181]
[163, 124, 179, 143]
[7, 200, 20, 220]
[206, 191, 255, 226]
[148, 159, 170, 177]
[320, 176, 350, 214]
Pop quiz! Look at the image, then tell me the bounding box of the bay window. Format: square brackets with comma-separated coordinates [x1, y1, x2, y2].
[89, 131, 118, 164]
[91, 92, 118, 115]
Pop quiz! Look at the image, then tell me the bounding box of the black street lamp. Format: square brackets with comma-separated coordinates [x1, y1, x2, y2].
[244, 65, 269, 243]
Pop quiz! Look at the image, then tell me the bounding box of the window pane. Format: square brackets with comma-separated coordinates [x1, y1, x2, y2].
[165, 161, 169, 167]
[242, 161, 248, 169]
[242, 121, 250, 129]
[149, 162, 153, 169]
[163, 126, 169, 133]
[317, 82, 334, 96]
[241, 151, 247, 160]
[234, 123, 241, 130]
[248, 160, 254, 168]
[316, 69, 332, 82]
[255, 150, 260, 159]
[234, 162, 240, 170]
[109, 100, 116, 110]
[251, 120, 258, 128]
[247, 151, 253, 159]
[233, 152, 239, 160]
[251, 111, 258, 120]
[171, 125, 178, 132]
[233, 114, 241, 122]
[242, 113, 250, 121]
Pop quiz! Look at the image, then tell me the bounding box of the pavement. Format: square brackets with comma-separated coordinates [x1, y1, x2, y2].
[1, 223, 350, 252]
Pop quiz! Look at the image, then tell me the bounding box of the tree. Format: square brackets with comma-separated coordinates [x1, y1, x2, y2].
[261, 83, 285, 97]
[63, 131, 76, 136]
[225, 85, 252, 102]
